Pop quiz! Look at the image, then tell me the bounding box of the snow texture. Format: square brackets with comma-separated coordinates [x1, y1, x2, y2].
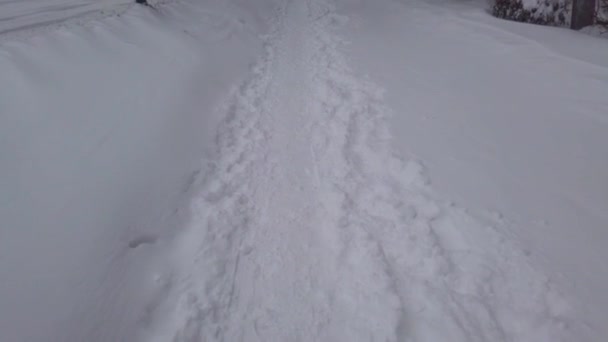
[1, 0, 607, 341]
[149, 0, 602, 341]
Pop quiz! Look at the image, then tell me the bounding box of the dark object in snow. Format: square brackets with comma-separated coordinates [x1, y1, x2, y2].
[571, 0, 596, 29]
[135, 0, 157, 10]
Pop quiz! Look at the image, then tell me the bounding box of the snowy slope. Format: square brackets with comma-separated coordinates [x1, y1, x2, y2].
[340, 0, 608, 338]
[1, 0, 607, 341]
[0, 0, 129, 37]
[0, 0, 275, 340]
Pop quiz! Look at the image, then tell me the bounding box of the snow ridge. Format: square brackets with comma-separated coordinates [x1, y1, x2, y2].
[0, 0, 178, 42]
[156, 0, 584, 340]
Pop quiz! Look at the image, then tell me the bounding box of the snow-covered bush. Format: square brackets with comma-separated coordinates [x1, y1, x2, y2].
[492, 0, 571, 26]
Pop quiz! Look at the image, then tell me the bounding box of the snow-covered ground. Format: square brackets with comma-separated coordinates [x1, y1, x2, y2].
[0, 0, 129, 38]
[0, 0, 275, 340]
[342, 0, 608, 337]
[1, 0, 607, 341]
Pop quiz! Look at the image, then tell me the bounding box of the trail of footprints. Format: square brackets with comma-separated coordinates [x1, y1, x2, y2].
[164, 0, 579, 340]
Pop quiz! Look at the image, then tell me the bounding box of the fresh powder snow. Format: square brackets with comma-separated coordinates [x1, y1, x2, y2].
[1, 0, 607, 341]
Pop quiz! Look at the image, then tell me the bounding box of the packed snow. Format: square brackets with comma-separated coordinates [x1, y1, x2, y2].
[1, 0, 607, 341]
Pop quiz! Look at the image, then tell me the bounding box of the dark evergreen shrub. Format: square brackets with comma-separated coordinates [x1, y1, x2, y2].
[492, 0, 570, 26]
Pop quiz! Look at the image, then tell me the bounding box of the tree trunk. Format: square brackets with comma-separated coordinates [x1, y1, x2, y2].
[571, 0, 596, 29]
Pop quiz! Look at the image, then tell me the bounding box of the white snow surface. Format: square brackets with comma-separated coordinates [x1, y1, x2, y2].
[1, 0, 607, 341]
[0, 0, 276, 340]
[0, 0, 124, 35]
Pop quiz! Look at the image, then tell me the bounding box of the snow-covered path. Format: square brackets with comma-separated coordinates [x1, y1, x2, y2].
[2, 0, 606, 341]
[151, 1, 590, 341]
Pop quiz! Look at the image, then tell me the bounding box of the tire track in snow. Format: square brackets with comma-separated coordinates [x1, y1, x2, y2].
[156, 0, 585, 341]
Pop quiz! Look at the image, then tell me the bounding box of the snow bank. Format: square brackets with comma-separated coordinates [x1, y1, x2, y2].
[342, 0, 608, 339]
[0, 0, 130, 38]
[0, 0, 273, 340]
